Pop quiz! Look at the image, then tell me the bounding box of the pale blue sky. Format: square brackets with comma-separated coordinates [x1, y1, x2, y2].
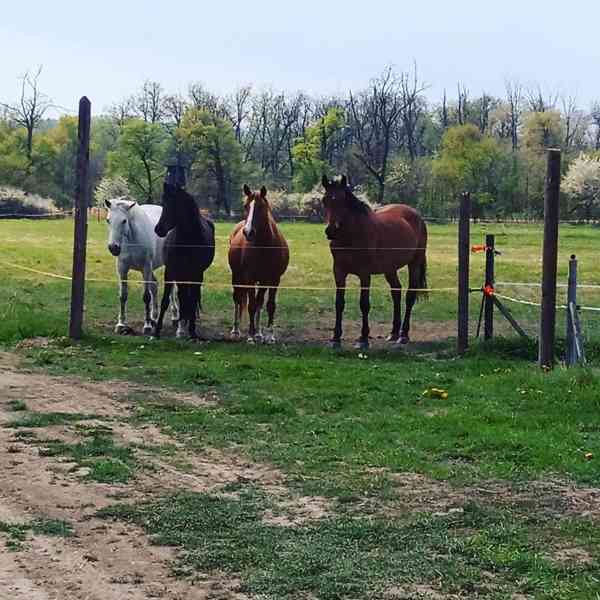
[2, 0, 598, 117]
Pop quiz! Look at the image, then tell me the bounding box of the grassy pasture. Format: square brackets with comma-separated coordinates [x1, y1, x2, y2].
[2, 218, 600, 597]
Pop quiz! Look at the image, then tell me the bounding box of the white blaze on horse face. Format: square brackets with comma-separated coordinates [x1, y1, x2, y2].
[107, 205, 130, 253]
[243, 200, 255, 238]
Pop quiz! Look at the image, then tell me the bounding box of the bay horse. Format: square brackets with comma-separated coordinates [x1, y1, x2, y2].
[321, 175, 428, 350]
[228, 185, 289, 343]
[105, 198, 179, 335]
[153, 183, 215, 340]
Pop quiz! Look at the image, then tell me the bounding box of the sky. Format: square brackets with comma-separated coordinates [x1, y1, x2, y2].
[1, 0, 599, 118]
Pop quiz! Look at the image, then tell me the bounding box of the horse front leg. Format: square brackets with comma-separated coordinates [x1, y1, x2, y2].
[253, 285, 267, 343]
[170, 284, 180, 325]
[331, 267, 347, 348]
[176, 285, 189, 339]
[153, 282, 173, 339]
[247, 286, 257, 343]
[115, 262, 131, 334]
[358, 274, 371, 350]
[265, 284, 279, 344]
[230, 280, 245, 339]
[142, 265, 155, 335]
[187, 283, 201, 341]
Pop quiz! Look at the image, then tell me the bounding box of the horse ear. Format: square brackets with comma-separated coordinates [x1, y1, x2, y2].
[321, 174, 329, 189]
[340, 175, 348, 188]
[105, 199, 112, 209]
[126, 201, 136, 211]
[243, 184, 252, 197]
[260, 186, 267, 198]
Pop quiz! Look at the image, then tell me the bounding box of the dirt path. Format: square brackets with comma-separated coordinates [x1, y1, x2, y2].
[0, 352, 255, 600]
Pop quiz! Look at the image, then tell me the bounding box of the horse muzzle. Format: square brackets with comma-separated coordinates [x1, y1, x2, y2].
[108, 243, 121, 256]
[154, 224, 167, 238]
[325, 223, 339, 240]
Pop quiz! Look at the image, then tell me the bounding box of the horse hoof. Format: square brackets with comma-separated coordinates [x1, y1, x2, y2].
[265, 335, 276, 345]
[175, 329, 187, 339]
[143, 325, 154, 335]
[230, 329, 241, 339]
[354, 340, 369, 351]
[254, 333, 264, 343]
[115, 323, 128, 334]
[386, 333, 400, 343]
[246, 337, 256, 345]
[398, 335, 410, 345]
[329, 340, 342, 350]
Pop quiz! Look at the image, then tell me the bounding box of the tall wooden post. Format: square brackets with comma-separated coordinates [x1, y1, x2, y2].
[484, 234, 495, 340]
[457, 192, 471, 355]
[566, 255, 577, 366]
[69, 97, 91, 340]
[538, 149, 561, 369]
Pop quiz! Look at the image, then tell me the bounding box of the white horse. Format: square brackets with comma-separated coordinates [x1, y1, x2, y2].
[105, 198, 181, 335]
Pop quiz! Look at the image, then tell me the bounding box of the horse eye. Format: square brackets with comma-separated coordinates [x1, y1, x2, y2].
[122, 219, 126, 224]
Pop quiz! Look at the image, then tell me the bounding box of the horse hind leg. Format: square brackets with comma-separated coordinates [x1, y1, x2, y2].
[170, 283, 180, 325]
[356, 274, 371, 350]
[176, 285, 189, 339]
[399, 259, 426, 345]
[384, 271, 402, 342]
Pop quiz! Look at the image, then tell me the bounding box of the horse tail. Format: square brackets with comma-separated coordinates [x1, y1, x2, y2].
[412, 217, 428, 302]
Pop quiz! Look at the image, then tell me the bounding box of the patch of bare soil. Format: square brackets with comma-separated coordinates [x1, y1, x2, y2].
[0, 351, 330, 599]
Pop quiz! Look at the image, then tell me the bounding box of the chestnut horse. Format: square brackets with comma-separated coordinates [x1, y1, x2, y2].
[321, 175, 428, 350]
[228, 185, 289, 343]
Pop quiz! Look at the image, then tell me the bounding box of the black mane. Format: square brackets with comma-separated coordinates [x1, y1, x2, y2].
[345, 189, 371, 215]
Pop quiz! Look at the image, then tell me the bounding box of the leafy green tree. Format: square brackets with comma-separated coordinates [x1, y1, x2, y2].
[432, 124, 503, 216]
[107, 119, 168, 203]
[178, 107, 242, 214]
[0, 122, 28, 186]
[291, 108, 344, 192]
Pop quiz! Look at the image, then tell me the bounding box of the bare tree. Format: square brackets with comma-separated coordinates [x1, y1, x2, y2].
[456, 83, 469, 125]
[134, 80, 165, 124]
[505, 79, 523, 151]
[399, 65, 427, 161]
[224, 85, 252, 144]
[108, 97, 135, 131]
[163, 93, 188, 128]
[561, 94, 587, 152]
[348, 67, 414, 203]
[2, 67, 51, 161]
[526, 84, 558, 113]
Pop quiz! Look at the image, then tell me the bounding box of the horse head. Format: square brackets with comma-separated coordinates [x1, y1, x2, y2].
[242, 184, 270, 242]
[155, 183, 199, 238]
[321, 175, 366, 240]
[105, 198, 136, 256]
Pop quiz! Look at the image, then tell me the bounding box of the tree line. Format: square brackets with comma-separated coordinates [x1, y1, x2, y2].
[1, 65, 600, 218]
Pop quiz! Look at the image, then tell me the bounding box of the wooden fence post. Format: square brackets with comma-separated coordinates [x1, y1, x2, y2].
[484, 234, 495, 340]
[69, 97, 91, 340]
[457, 192, 471, 355]
[538, 148, 561, 369]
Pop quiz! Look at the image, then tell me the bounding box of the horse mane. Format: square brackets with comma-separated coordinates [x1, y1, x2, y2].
[176, 188, 202, 227]
[346, 189, 371, 215]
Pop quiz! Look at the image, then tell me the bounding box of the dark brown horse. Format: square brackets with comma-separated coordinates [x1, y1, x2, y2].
[228, 185, 289, 343]
[322, 175, 428, 349]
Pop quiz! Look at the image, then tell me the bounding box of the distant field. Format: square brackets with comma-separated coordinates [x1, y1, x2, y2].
[2, 218, 600, 347]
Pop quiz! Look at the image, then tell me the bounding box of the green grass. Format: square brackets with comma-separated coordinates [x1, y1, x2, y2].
[98, 487, 600, 599]
[6, 411, 98, 428]
[37, 428, 137, 483]
[0, 517, 74, 551]
[6, 399, 27, 411]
